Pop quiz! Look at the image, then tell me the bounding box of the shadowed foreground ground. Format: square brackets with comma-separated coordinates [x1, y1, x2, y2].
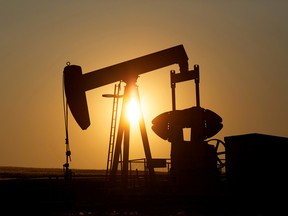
[0, 167, 283, 215]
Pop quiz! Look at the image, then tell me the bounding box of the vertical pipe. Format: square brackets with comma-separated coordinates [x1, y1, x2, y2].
[122, 119, 130, 185]
[194, 65, 200, 107]
[170, 70, 176, 111]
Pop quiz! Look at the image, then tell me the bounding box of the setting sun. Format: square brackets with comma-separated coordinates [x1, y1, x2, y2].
[126, 97, 141, 124]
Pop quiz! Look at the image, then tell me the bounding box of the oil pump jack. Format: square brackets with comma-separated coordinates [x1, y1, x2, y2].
[63, 44, 224, 191]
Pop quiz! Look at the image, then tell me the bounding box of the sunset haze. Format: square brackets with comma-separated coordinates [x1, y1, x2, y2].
[0, 1, 287, 169]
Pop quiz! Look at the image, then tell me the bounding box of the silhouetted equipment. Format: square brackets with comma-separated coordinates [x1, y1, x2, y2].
[152, 107, 223, 141]
[205, 138, 226, 170]
[62, 67, 73, 181]
[58, 44, 287, 213]
[63, 45, 193, 185]
[63, 45, 188, 130]
[63, 64, 90, 130]
[104, 82, 122, 175]
[63, 44, 226, 194]
[225, 133, 288, 211]
[149, 61, 224, 194]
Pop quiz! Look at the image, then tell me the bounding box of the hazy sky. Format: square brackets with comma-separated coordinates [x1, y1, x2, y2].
[1, 1, 287, 169]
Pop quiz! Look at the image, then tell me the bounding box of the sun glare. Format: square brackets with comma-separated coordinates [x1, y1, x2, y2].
[126, 97, 141, 124]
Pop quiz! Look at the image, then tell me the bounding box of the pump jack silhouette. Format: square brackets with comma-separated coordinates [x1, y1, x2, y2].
[63, 45, 224, 190]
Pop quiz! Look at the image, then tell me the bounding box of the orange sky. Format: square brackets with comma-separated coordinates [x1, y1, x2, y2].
[0, 1, 287, 169]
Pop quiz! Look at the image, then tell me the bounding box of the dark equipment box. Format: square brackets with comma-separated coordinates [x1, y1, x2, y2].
[224, 133, 288, 212]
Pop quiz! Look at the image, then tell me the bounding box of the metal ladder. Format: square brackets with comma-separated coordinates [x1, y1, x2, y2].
[106, 82, 121, 175]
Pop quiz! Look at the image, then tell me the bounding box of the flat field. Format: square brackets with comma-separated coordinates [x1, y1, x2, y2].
[0, 166, 106, 179]
[0, 166, 256, 216]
